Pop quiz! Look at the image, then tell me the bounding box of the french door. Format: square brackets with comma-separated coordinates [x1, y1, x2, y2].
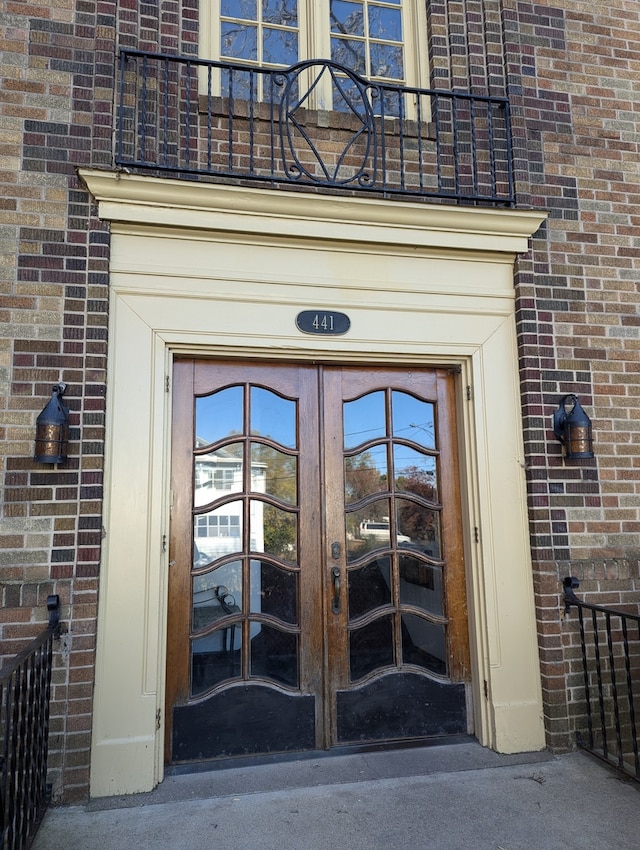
[166, 359, 471, 762]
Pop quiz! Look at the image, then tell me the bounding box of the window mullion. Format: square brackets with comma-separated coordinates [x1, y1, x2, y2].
[307, 0, 331, 110]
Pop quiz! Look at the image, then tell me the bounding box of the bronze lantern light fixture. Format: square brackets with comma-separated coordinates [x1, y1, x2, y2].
[34, 383, 70, 464]
[552, 394, 594, 459]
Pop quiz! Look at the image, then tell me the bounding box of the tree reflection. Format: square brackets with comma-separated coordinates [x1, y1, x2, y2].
[396, 465, 439, 549]
[252, 443, 297, 558]
[345, 450, 387, 504]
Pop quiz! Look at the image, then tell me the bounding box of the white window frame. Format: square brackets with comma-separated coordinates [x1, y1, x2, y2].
[213, 467, 236, 490]
[196, 514, 241, 538]
[199, 0, 430, 108]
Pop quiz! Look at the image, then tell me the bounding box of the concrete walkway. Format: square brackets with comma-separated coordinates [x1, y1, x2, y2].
[33, 742, 640, 850]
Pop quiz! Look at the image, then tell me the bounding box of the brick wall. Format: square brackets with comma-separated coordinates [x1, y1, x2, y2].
[2, 0, 640, 801]
[502, 0, 640, 749]
[0, 0, 200, 803]
[0, 0, 116, 803]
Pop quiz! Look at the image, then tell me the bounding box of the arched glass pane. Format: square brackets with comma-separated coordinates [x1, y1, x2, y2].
[192, 626, 242, 695]
[193, 561, 243, 631]
[253, 501, 297, 562]
[401, 614, 446, 676]
[399, 555, 443, 616]
[193, 538, 212, 568]
[349, 615, 394, 681]
[393, 446, 438, 502]
[195, 443, 243, 505]
[348, 556, 391, 620]
[396, 498, 441, 559]
[251, 443, 297, 504]
[344, 444, 388, 504]
[250, 624, 298, 687]
[194, 501, 243, 560]
[391, 392, 435, 449]
[343, 391, 386, 449]
[195, 387, 243, 447]
[250, 387, 296, 447]
[250, 559, 298, 624]
[346, 499, 391, 562]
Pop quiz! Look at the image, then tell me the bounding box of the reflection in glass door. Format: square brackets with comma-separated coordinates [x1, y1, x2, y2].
[166, 360, 470, 763]
[167, 361, 322, 762]
[343, 389, 446, 681]
[191, 385, 300, 695]
[323, 367, 470, 745]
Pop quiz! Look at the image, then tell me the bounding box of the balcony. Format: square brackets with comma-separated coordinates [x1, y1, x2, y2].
[116, 51, 515, 207]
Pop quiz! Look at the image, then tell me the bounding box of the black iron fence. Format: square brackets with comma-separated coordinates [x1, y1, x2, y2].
[0, 597, 60, 850]
[563, 577, 640, 783]
[116, 50, 515, 206]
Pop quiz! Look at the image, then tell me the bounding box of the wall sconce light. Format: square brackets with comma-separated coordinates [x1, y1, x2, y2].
[34, 383, 69, 464]
[553, 394, 594, 459]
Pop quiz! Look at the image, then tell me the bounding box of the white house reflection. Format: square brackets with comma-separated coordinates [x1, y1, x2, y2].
[191, 429, 300, 694]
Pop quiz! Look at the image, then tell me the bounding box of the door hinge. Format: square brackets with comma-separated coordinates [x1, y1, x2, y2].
[474, 526, 480, 543]
[162, 533, 167, 552]
[156, 708, 162, 730]
[165, 374, 170, 393]
[483, 679, 489, 699]
[466, 385, 473, 401]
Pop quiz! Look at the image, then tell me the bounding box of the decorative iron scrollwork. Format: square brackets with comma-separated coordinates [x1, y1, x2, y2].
[280, 60, 378, 188]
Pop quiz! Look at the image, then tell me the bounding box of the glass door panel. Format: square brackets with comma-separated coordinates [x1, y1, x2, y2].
[324, 366, 470, 746]
[341, 386, 445, 684]
[190, 383, 301, 697]
[167, 360, 469, 763]
[167, 361, 321, 762]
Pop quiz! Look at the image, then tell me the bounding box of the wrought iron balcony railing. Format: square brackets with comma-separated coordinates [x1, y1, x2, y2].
[116, 50, 515, 206]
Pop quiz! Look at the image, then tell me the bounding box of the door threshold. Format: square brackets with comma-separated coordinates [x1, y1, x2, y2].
[165, 734, 475, 776]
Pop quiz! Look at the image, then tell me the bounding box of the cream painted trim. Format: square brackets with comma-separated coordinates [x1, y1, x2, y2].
[79, 170, 546, 255]
[88, 174, 547, 797]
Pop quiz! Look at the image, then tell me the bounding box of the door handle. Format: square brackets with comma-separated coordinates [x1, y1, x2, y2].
[331, 566, 341, 614]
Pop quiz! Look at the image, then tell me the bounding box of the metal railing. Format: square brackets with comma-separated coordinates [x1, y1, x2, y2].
[116, 50, 515, 206]
[563, 577, 640, 783]
[0, 597, 60, 850]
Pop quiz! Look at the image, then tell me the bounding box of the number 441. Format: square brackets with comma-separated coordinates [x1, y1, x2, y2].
[313, 314, 334, 331]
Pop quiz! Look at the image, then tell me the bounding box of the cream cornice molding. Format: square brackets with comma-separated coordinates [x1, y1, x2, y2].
[79, 169, 547, 255]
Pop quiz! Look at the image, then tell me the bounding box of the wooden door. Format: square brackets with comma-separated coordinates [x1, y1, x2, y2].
[322, 366, 470, 745]
[165, 360, 470, 763]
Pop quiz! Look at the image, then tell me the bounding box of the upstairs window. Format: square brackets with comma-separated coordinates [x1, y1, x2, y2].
[200, 0, 427, 106]
[330, 0, 404, 83]
[220, 0, 300, 68]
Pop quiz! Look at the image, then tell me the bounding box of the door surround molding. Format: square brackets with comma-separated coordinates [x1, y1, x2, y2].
[81, 171, 547, 797]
